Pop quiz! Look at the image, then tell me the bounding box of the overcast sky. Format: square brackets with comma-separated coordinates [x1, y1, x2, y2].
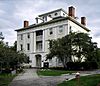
[0, 0, 100, 47]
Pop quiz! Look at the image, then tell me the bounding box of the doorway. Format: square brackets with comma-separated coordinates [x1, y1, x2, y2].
[35, 54, 41, 67]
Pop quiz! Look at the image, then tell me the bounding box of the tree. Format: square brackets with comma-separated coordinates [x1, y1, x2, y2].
[10, 41, 17, 51]
[72, 33, 93, 62]
[96, 48, 100, 68]
[0, 40, 29, 72]
[46, 32, 76, 68]
[47, 32, 98, 69]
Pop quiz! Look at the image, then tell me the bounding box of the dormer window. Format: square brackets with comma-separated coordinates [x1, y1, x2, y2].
[48, 14, 51, 17]
[55, 13, 58, 16]
[63, 13, 65, 16]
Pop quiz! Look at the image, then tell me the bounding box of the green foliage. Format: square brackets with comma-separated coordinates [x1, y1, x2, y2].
[10, 41, 17, 51]
[58, 74, 100, 86]
[67, 62, 98, 70]
[0, 73, 16, 86]
[37, 69, 74, 76]
[47, 32, 99, 69]
[0, 41, 29, 72]
[96, 48, 100, 68]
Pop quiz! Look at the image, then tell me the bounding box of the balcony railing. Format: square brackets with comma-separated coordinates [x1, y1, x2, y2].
[36, 48, 42, 52]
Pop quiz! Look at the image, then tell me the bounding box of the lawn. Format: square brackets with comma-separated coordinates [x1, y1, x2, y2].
[37, 69, 75, 76]
[58, 74, 100, 86]
[0, 73, 16, 86]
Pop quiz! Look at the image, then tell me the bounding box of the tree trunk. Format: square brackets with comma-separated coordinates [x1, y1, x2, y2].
[60, 57, 67, 69]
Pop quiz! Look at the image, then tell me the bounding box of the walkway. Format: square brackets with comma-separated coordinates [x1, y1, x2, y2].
[9, 69, 100, 86]
[9, 69, 65, 86]
[13, 69, 38, 80]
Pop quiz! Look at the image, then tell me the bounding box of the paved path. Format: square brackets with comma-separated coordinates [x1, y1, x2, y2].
[9, 69, 100, 86]
[13, 69, 38, 80]
[9, 69, 65, 86]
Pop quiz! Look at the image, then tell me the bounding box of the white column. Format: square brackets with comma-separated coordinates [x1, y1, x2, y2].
[42, 30, 45, 52]
[33, 32, 36, 52]
[23, 34, 26, 52]
[30, 33, 34, 53]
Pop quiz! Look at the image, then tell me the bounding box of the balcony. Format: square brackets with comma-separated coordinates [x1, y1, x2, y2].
[36, 42, 42, 52]
[36, 35, 43, 41]
[36, 49, 42, 52]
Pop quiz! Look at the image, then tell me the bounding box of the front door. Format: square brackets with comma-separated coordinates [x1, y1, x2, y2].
[35, 54, 41, 67]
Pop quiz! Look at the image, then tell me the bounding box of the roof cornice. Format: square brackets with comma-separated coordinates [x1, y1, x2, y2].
[15, 17, 90, 32]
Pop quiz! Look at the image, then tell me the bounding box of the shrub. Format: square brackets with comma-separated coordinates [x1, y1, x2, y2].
[66, 62, 98, 70]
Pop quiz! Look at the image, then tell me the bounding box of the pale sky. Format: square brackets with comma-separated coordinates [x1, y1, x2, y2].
[0, 0, 100, 47]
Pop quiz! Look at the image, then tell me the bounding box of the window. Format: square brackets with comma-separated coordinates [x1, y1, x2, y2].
[20, 44, 23, 51]
[55, 13, 58, 16]
[27, 43, 30, 50]
[36, 42, 42, 51]
[21, 34, 23, 40]
[48, 14, 51, 17]
[42, 16, 44, 19]
[59, 25, 63, 33]
[69, 26, 72, 33]
[63, 13, 65, 16]
[27, 33, 30, 38]
[36, 30, 43, 36]
[49, 28, 53, 35]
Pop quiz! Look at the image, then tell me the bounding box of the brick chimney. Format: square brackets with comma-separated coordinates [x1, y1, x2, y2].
[24, 20, 29, 27]
[81, 17, 86, 26]
[68, 6, 75, 18]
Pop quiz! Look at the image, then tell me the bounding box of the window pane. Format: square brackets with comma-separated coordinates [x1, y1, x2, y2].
[20, 44, 23, 51]
[36, 30, 43, 36]
[36, 42, 42, 51]
[27, 43, 30, 50]
[59, 26, 63, 33]
[69, 26, 72, 33]
[21, 34, 23, 40]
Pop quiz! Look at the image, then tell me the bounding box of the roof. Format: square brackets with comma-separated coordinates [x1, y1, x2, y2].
[38, 8, 67, 17]
[15, 16, 90, 32]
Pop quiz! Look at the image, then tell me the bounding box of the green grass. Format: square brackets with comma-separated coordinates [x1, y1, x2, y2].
[37, 69, 75, 76]
[58, 74, 100, 86]
[0, 73, 16, 86]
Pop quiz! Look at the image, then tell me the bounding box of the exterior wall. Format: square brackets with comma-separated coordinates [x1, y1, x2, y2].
[61, 11, 67, 17]
[39, 10, 67, 21]
[17, 19, 89, 67]
[29, 53, 47, 67]
[46, 11, 61, 18]
[68, 20, 88, 33]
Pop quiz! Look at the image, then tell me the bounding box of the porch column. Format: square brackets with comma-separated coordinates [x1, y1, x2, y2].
[33, 32, 36, 52]
[42, 30, 45, 52]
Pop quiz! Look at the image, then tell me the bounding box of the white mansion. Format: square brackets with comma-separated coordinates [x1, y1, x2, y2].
[15, 6, 90, 67]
